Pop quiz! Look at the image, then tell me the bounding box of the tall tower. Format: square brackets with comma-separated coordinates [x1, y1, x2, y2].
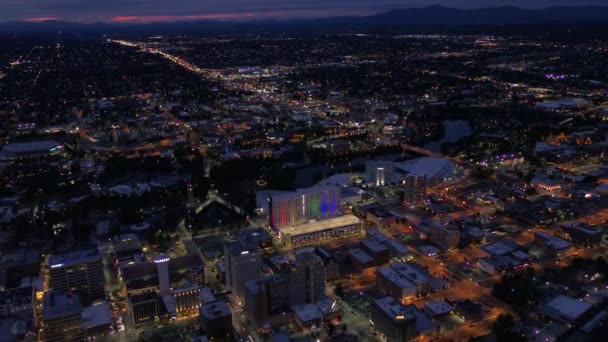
[154, 255, 170, 295]
[403, 175, 427, 207]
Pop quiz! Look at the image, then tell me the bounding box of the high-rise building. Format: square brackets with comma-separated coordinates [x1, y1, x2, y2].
[403, 176, 427, 207]
[42, 292, 85, 342]
[268, 186, 341, 228]
[293, 251, 326, 304]
[48, 248, 105, 301]
[366, 161, 394, 186]
[244, 252, 327, 328]
[244, 274, 290, 327]
[153, 255, 170, 295]
[224, 241, 261, 301]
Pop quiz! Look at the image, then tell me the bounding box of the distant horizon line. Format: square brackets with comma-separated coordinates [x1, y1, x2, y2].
[12, 4, 608, 25]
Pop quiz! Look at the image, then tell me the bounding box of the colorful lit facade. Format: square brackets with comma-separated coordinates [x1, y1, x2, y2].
[268, 186, 341, 228]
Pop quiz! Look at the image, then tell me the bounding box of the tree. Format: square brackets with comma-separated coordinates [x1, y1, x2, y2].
[492, 314, 526, 342]
[335, 283, 344, 297]
[327, 323, 335, 337]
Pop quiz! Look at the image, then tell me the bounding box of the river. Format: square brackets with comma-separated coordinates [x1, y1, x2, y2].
[424, 119, 473, 153]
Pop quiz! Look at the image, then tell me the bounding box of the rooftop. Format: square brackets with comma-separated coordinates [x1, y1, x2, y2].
[293, 303, 324, 323]
[48, 248, 101, 269]
[81, 302, 112, 329]
[200, 300, 231, 320]
[481, 239, 520, 256]
[536, 232, 573, 250]
[278, 214, 360, 236]
[43, 292, 82, 321]
[373, 297, 415, 322]
[348, 248, 374, 265]
[544, 295, 592, 322]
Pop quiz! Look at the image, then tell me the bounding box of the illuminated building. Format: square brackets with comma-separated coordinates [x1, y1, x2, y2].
[275, 214, 361, 247]
[173, 284, 201, 317]
[366, 161, 394, 186]
[268, 186, 341, 229]
[153, 255, 170, 295]
[224, 241, 261, 301]
[403, 175, 427, 207]
[0, 140, 63, 161]
[128, 292, 159, 326]
[48, 248, 105, 301]
[42, 292, 84, 342]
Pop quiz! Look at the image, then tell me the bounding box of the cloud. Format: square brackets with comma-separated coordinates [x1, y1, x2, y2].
[2, 0, 606, 23]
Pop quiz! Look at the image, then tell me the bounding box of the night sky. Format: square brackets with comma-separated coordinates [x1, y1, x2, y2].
[5, 0, 607, 23]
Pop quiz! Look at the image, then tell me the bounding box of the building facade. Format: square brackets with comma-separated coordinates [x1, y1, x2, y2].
[224, 241, 261, 301]
[268, 186, 341, 229]
[48, 248, 105, 301]
[403, 176, 427, 207]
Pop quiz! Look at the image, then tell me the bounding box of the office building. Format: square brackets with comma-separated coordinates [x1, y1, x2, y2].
[200, 300, 232, 339]
[430, 224, 460, 250]
[48, 248, 105, 301]
[128, 292, 159, 326]
[244, 252, 327, 328]
[403, 176, 427, 207]
[292, 251, 326, 304]
[224, 241, 261, 301]
[371, 297, 416, 342]
[244, 274, 290, 327]
[377, 262, 430, 302]
[120, 253, 205, 295]
[42, 292, 84, 342]
[173, 284, 201, 317]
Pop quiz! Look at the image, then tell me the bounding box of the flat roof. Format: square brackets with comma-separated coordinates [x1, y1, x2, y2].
[536, 232, 573, 250]
[373, 297, 415, 322]
[278, 214, 360, 236]
[481, 239, 520, 256]
[361, 238, 389, 253]
[425, 300, 453, 316]
[387, 262, 429, 285]
[43, 292, 82, 320]
[545, 295, 592, 322]
[378, 267, 415, 289]
[1, 140, 59, 153]
[48, 248, 100, 269]
[81, 302, 112, 329]
[349, 248, 374, 264]
[200, 300, 231, 320]
[293, 303, 324, 323]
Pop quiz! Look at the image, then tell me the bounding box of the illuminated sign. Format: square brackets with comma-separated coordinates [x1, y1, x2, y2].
[241, 251, 250, 255]
[395, 315, 405, 320]
[50, 263, 64, 269]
